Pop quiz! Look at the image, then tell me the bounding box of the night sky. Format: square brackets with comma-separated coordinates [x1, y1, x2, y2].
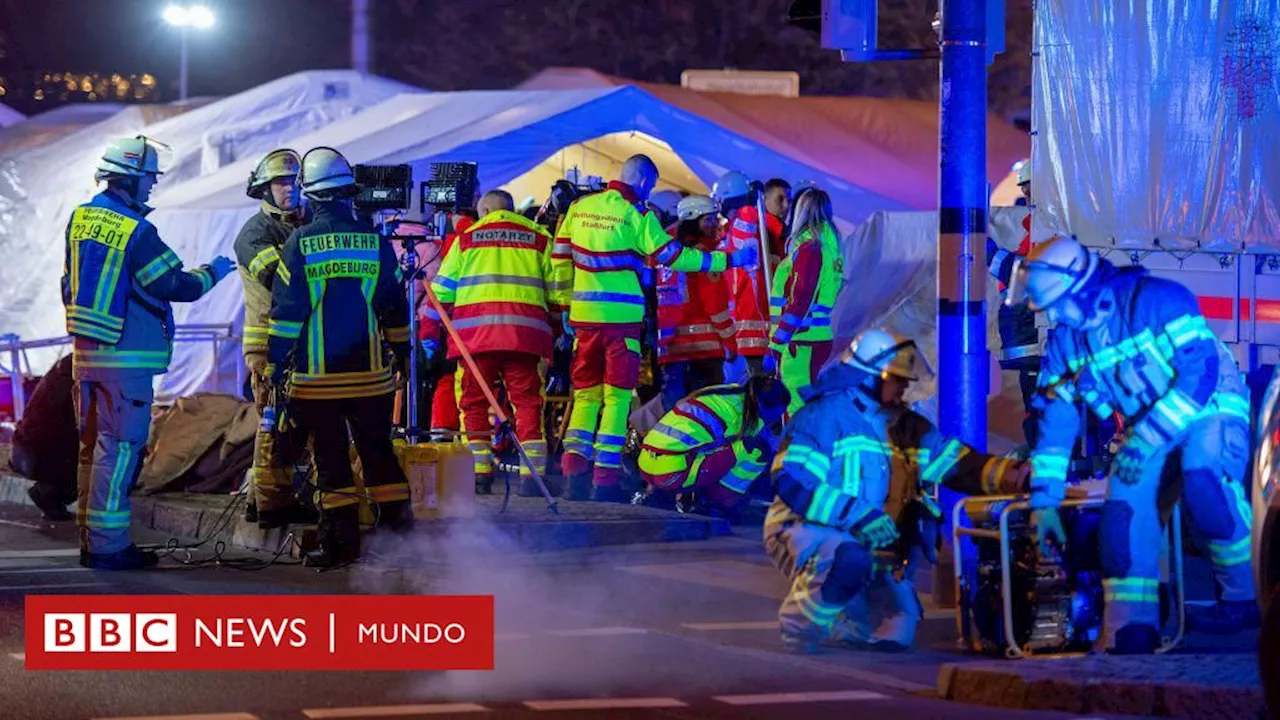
[1, 0, 350, 112]
[0, 0, 1033, 123]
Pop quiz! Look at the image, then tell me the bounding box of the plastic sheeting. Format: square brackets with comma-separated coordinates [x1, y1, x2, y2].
[833, 206, 1031, 452]
[0, 71, 416, 395]
[1033, 0, 1280, 252]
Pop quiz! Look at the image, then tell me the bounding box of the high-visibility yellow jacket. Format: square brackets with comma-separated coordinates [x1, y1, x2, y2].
[62, 191, 220, 381]
[266, 201, 410, 400]
[234, 206, 302, 361]
[551, 182, 730, 327]
[423, 210, 567, 359]
[768, 223, 843, 353]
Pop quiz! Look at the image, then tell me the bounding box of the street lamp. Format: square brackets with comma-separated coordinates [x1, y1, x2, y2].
[163, 4, 215, 101]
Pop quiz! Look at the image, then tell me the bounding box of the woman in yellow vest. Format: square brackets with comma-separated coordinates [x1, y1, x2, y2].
[766, 189, 844, 416]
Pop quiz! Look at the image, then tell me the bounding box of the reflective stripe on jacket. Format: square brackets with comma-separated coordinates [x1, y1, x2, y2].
[768, 223, 842, 352]
[267, 201, 410, 400]
[656, 228, 733, 364]
[422, 210, 564, 359]
[640, 384, 765, 493]
[551, 181, 729, 328]
[234, 208, 298, 358]
[62, 192, 217, 380]
[725, 206, 785, 356]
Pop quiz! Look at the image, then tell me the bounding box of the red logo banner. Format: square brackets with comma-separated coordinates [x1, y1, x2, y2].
[24, 595, 494, 671]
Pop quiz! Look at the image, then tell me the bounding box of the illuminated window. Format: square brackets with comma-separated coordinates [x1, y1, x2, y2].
[34, 89, 45, 100]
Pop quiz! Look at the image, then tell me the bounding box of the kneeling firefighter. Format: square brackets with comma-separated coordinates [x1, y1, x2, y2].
[267, 147, 414, 567]
[235, 148, 314, 528]
[1020, 235, 1257, 650]
[765, 329, 1030, 653]
[638, 374, 789, 511]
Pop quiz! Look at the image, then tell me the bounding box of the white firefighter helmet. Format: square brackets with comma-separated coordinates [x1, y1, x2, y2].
[247, 148, 301, 200]
[711, 170, 752, 204]
[648, 189, 683, 219]
[841, 328, 926, 381]
[676, 194, 716, 222]
[1016, 158, 1031, 186]
[1018, 234, 1098, 312]
[299, 146, 355, 197]
[95, 136, 165, 181]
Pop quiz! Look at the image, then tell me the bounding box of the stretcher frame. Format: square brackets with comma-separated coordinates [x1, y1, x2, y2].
[951, 493, 1186, 659]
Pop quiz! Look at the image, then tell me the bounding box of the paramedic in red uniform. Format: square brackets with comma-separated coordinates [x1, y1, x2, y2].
[656, 194, 735, 412]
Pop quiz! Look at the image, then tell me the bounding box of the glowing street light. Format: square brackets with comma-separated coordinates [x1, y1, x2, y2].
[163, 4, 216, 100]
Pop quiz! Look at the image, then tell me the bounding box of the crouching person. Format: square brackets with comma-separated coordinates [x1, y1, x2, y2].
[637, 374, 789, 512]
[764, 329, 1029, 653]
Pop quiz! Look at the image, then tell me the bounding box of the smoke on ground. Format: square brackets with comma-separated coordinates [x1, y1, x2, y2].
[349, 506, 649, 701]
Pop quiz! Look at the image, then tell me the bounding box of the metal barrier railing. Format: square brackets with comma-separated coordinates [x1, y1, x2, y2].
[0, 324, 241, 422]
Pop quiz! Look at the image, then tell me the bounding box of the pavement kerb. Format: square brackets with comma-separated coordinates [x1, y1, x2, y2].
[937, 659, 1266, 719]
[0, 472, 733, 556]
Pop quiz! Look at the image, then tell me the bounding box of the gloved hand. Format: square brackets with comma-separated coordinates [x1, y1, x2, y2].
[762, 351, 780, 376]
[562, 311, 575, 339]
[420, 338, 439, 360]
[851, 509, 900, 549]
[207, 255, 236, 283]
[1112, 434, 1157, 485]
[741, 434, 771, 461]
[1032, 506, 1067, 554]
[726, 243, 759, 268]
[266, 363, 288, 387]
[1003, 460, 1032, 494]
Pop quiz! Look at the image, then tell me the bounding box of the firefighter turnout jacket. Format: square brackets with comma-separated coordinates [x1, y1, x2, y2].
[768, 223, 842, 355]
[640, 384, 771, 496]
[234, 208, 302, 364]
[1029, 261, 1251, 508]
[422, 209, 567, 359]
[656, 227, 733, 364]
[987, 211, 1041, 365]
[769, 363, 1025, 534]
[552, 182, 730, 328]
[267, 201, 411, 399]
[63, 191, 221, 380]
[725, 205, 785, 356]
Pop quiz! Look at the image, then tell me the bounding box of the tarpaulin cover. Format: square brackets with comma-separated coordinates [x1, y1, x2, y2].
[0, 71, 416, 395]
[833, 206, 1031, 453]
[1033, 0, 1280, 252]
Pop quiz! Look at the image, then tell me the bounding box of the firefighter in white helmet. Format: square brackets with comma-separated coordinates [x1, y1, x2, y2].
[1021, 234, 1257, 651]
[765, 328, 1029, 653]
[64, 136, 236, 569]
[234, 148, 315, 529]
[266, 146, 414, 567]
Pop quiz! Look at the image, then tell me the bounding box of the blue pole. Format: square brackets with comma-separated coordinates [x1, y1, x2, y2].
[937, 0, 989, 454]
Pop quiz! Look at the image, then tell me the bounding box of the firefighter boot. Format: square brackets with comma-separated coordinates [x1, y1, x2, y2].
[80, 544, 160, 571]
[475, 472, 494, 495]
[1187, 600, 1261, 635]
[376, 499, 416, 536]
[305, 506, 361, 569]
[565, 472, 593, 501]
[28, 485, 73, 522]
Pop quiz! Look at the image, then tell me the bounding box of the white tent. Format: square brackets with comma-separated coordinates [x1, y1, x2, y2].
[0, 102, 25, 129]
[0, 71, 418, 386]
[144, 82, 1026, 398]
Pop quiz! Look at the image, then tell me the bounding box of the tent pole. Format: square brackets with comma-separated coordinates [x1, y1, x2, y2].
[936, 0, 989, 452]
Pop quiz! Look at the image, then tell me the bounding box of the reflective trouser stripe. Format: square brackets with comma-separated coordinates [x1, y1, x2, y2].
[368, 482, 411, 504]
[316, 484, 364, 510]
[468, 439, 492, 477]
[564, 386, 603, 461]
[520, 439, 547, 479]
[594, 386, 631, 469]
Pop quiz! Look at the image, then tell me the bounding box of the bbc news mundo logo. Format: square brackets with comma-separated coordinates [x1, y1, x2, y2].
[25, 595, 493, 671]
